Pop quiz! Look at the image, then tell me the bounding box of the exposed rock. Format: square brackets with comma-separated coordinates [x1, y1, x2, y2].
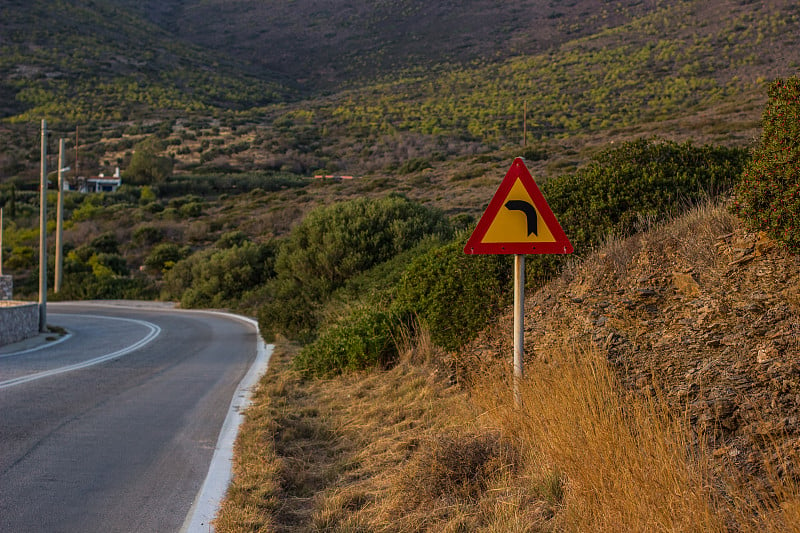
[672, 271, 701, 297]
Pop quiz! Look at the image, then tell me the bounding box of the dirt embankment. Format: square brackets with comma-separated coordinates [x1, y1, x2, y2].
[468, 202, 800, 485]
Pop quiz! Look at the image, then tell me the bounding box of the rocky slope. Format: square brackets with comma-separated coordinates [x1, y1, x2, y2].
[469, 201, 800, 487]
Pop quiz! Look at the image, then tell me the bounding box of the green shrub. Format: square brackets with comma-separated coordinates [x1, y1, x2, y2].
[398, 157, 432, 174]
[54, 272, 156, 301]
[732, 77, 800, 252]
[293, 307, 405, 377]
[132, 225, 164, 246]
[124, 137, 174, 185]
[70, 199, 103, 221]
[394, 238, 511, 351]
[179, 201, 203, 218]
[144, 243, 189, 273]
[5, 245, 35, 270]
[258, 194, 451, 340]
[542, 138, 749, 254]
[88, 253, 129, 277]
[216, 230, 248, 249]
[163, 240, 276, 309]
[90, 232, 120, 254]
[139, 185, 158, 204]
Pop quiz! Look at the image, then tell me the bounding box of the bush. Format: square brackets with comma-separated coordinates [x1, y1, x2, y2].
[542, 138, 749, 254]
[54, 272, 156, 301]
[132, 225, 164, 246]
[292, 307, 405, 377]
[394, 238, 511, 351]
[90, 232, 120, 254]
[179, 201, 203, 218]
[732, 77, 800, 252]
[258, 194, 451, 340]
[216, 230, 248, 248]
[163, 240, 276, 309]
[5, 245, 35, 270]
[124, 137, 174, 185]
[144, 243, 189, 273]
[88, 252, 129, 277]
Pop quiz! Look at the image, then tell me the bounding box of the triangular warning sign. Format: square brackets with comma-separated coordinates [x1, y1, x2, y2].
[464, 157, 573, 255]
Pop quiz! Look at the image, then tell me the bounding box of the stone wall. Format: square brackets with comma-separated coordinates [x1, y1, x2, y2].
[0, 275, 11, 300]
[0, 302, 39, 346]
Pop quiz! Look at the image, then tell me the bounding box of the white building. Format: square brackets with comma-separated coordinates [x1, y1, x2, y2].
[67, 167, 122, 193]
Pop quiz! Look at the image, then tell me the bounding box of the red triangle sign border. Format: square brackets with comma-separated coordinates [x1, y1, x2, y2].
[464, 157, 573, 255]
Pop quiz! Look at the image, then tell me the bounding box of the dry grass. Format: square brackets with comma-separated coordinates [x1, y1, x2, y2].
[475, 344, 724, 532]
[474, 342, 800, 533]
[216, 333, 800, 533]
[216, 203, 800, 532]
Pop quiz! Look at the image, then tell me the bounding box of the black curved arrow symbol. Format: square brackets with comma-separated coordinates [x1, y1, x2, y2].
[505, 200, 538, 236]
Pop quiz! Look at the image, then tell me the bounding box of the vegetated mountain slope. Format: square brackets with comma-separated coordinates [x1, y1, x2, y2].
[0, 0, 292, 121]
[469, 201, 800, 489]
[0, 0, 798, 185]
[169, 0, 663, 88]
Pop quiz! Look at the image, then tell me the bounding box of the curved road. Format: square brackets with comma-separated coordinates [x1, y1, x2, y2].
[0, 302, 267, 533]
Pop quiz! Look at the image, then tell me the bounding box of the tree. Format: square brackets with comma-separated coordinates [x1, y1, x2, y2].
[124, 137, 173, 185]
[733, 77, 800, 252]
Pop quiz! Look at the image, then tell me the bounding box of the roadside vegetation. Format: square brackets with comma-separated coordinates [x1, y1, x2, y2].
[210, 78, 800, 530]
[2, 0, 800, 528]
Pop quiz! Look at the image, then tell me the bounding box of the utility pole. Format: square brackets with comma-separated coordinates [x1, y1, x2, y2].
[523, 100, 527, 148]
[55, 138, 66, 293]
[75, 125, 79, 182]
[39, 119, 48, 332]
[0, 207, 4, 276]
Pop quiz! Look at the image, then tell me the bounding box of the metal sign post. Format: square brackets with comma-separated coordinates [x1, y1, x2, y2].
[464, 157, 572, 407]
[513, 254, 525, 405]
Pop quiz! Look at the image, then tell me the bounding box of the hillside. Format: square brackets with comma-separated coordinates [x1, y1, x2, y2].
[0, 0, 798, 186]
[214, 201, 800, 531]
[168, 0, 662, 88]
[475, 201, 800, 480]
[0, 0, 293, 122]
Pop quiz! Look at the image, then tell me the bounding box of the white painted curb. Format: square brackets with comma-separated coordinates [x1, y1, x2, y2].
[180, 312, 273, 533]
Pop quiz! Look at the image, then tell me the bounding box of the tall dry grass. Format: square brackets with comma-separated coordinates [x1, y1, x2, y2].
[216, 332, 800, 532]
[474, 342, 800, 532]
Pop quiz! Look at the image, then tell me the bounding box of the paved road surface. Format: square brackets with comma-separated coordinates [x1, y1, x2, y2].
[0, 302, 261, 532]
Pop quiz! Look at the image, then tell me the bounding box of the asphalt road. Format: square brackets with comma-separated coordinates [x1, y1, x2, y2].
[0, 302, 262, 533]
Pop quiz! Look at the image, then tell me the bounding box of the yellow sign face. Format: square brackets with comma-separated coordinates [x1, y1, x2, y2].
[480, 180, 556, 243]
[464, 157, 572, 255]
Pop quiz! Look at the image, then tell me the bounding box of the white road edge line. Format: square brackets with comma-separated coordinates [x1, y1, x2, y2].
[0, 315, 161, 390]
[180, 311, 273, 533]
[0, 329, 73, 359]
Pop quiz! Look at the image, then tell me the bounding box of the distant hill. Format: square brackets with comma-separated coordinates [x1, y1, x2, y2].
[0, 0, 798, 182]
[0, 0, 293, 121]
[165, 0, 664, 88]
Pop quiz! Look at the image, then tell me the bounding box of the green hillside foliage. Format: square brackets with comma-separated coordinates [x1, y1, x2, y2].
[162, 238, 276, 309]
[543, 139, 751, 253]
[0, 0, 291, 122]
[733, 77, 800, 252]
[293, 307, 406, 377]
[2, 0, 799, 379]
[124, 138, 174, 185]
[394, 240, 512, 352]
[290, 138, 751, 375]
[55, 233, 155, 301]
[257, 195, 452, 341]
